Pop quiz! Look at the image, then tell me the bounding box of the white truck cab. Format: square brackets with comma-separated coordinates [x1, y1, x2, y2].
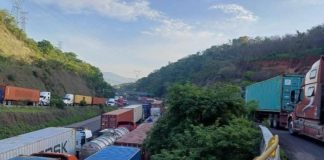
[63, 94, 74, 106]
[39, 92, 51, 106]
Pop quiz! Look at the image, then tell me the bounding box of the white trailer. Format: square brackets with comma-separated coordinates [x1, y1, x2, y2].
[124, 104, 143, 123]
[0, 127, 76, 160]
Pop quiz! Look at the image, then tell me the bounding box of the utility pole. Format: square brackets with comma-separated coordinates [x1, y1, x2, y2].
[11, 0, 27, 31]
[20, 10, 28, 31]
[11, 0, 22, 26]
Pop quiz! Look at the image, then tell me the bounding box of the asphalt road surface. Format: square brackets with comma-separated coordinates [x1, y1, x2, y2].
[65, 116, 101, 133]
[271, 129, 324, 160]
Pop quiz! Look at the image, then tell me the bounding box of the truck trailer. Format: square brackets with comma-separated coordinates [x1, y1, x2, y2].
[0, 85, 40, 106]
[85, 145, 141, 160]
[101, 109, 135, 131]
[245, 75, 304, 128]
[289, 56, 324, 141]
[0, 127, 76, 160]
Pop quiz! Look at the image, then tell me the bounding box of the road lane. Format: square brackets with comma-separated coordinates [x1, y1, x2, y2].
[65, 116, 101, 133]
[271, 129, 324, 160]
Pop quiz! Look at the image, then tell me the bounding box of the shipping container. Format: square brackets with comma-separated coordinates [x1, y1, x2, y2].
[74, 95, 92, 105]
[0, 127, 76, 160]
[101, 109, 133, 130]
[245, 75, 304, 128]
[10, 156, 57, 160]
[80, 127, 129, 159]
[142, 103, 151, 119]
[124, 104, 143, 123]
[92, 97, 106, 105]
[115, 122, 153, 148]
[85, 145, 141, 160]
[0, 85, 40, 105]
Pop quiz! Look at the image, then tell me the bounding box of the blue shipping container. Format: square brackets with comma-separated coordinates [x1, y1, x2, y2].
[85, 146, 141, 160]
[245, 75, 304, 112]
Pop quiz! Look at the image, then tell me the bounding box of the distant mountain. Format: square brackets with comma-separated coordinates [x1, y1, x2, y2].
[132, 24, 324, 96]
[103, 72, 136, 85]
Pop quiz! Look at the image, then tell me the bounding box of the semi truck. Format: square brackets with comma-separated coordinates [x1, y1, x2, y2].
[245, 75, 304, 128]
[0, 85, 40, 106]
[63, 94, 107, 106]
[289, 56, 324, 141]
[39, 91, 51, 106]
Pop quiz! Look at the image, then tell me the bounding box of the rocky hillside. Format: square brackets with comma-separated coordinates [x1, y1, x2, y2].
[130, 24, 324, 97]
[0, 10, 114, 97]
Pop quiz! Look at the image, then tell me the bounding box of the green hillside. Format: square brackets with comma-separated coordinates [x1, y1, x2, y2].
[131, 24, 324, 97]
[0, 10, 114, 97]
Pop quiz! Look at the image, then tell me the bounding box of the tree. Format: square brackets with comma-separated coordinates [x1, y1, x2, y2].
[144, 83, 261, 160]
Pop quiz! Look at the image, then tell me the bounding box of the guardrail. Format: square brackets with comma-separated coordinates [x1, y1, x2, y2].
[254, 125, 280, 160]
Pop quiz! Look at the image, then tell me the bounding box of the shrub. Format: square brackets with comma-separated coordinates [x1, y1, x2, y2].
[79, 99, 87, 106]
[50, 96, 65, 109]
[7, 74, 15, 81]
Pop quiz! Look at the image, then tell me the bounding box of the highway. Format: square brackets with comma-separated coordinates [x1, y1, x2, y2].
[271, 129, 324, 160]
[65, 116, 101, 133]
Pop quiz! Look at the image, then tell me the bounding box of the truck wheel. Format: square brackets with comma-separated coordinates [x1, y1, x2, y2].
[288, 120, 296, 135]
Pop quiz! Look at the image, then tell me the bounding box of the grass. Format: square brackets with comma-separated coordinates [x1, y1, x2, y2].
[0, 106, 116, 139]
[0, 106, 46, 113]
[280, 148, 289, 160]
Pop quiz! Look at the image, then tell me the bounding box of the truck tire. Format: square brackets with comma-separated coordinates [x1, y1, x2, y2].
[288, 120, 296, 135]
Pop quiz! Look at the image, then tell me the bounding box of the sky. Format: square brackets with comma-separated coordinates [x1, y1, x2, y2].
[1, 0, 324, 79]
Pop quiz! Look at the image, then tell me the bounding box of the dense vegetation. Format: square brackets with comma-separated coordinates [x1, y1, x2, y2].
[131, 24, 324, 97]
[144, 84, 261, 160]
[0, 106, 115, 139]
[0, 10, 114, 97]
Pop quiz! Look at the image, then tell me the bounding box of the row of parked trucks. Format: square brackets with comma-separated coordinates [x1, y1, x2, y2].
[0, 84, 122, 106]
[0, 101, 164, 160]
[246, 56, 324, 142]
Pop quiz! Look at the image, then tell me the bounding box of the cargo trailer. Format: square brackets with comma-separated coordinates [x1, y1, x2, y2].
[92, 97, 106, 105]
[101, 109, 134, 130]
[115, 122, 153, 148]
[245, 75, 304, 128]
[74, 95, 92, 105]
[85, 145, 141, 160]
[124, 104, 143, 123]
[0, 127, 76, 160]
[80, 127, 129, 159]
[0, 85, 40, 105]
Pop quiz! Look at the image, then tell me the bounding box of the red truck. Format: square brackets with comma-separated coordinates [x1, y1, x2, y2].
[289, 56, 324, 141]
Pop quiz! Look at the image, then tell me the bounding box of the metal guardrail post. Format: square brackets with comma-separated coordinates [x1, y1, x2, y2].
[254, 125, 280, 160]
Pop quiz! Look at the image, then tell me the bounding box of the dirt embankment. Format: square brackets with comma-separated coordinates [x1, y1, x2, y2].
[249, 56, 319, 81]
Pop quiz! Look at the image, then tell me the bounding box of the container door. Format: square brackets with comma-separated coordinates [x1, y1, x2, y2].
[281, 76, 303, 112]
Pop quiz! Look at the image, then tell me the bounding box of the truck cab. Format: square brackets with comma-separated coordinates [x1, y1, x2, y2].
[63, 94, 74, 106]
[289, 56, 324, 141]
[39, 92, 51, 106]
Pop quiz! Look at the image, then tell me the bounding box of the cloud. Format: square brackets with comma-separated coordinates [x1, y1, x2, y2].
[210, 4, 258, 22]
[32, 0, 162, 21]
